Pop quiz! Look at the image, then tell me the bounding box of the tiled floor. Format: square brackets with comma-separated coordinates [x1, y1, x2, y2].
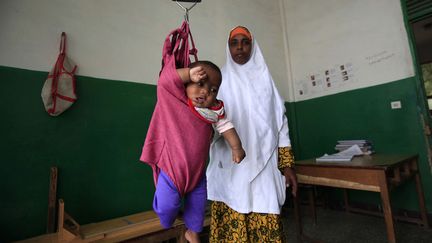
[283, 207, 432, 243]
[126, 206, 432, 243]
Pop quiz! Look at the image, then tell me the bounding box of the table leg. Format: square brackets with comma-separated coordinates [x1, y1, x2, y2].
[307, 187, 317, 225]
[414, 171, 430, 228]
[343, 189, 350, 213]
[378, 173, 396, 243]
[293, 194, 303, 242]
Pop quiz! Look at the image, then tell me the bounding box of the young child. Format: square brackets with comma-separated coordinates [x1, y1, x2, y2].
[140, 60, 245, 243]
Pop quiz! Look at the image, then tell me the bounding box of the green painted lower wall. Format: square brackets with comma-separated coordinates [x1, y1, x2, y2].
[0, 66, 157, 241]
[286, 77, 432, 212]
[1, 66, 432, 241]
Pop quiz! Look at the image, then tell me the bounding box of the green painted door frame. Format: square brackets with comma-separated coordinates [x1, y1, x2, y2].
[401, 0, 432, 172]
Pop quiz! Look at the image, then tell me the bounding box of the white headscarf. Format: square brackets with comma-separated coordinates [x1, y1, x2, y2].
[209, 34, 287, 182]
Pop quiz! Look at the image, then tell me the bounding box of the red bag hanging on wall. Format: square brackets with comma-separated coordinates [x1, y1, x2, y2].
[41, 32, 78, 116]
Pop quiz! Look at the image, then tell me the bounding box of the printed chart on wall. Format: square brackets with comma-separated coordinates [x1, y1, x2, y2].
[285, 0, 414, 101]
[296, 62, 355, 98]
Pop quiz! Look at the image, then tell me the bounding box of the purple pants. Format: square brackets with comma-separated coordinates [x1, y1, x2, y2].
[153, 170, 207, 233]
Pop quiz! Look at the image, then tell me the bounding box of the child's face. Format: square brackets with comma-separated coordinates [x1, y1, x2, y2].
[186, 66, 221, 108]
[229, 34, 252, 65]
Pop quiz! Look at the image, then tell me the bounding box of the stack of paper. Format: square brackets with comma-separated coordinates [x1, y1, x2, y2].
[335, 140, 374, 155]
[316, 144, 364, 162]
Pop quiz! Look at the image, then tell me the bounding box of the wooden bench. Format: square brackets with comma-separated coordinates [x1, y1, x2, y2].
[17, 199, 195, 243]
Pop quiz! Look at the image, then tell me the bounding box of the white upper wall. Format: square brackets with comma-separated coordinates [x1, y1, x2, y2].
[0, 0, 292, 100]
[282, 0, 414, 101]
[0, 0, 416, 102]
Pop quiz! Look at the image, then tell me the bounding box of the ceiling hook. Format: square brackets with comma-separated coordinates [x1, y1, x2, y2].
[175, 0, 199, 23]
[185, 8, 190, 22]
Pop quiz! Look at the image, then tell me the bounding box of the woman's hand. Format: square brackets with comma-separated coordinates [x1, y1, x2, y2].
[283, 167, 298, 197]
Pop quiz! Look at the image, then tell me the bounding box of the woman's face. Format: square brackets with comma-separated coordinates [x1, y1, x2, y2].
[229, 34, 252, 65]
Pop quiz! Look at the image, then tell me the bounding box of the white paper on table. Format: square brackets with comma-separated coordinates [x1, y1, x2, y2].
[316, 145, 364, 162]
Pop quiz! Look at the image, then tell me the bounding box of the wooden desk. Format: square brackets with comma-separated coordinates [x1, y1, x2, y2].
[293, 154, 429, 243]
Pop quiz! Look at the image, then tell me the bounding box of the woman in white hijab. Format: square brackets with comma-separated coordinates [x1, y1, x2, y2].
[207, 26, 298, 242]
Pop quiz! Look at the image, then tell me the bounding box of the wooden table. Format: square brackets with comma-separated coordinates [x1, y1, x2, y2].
[293, 154, 429, 243]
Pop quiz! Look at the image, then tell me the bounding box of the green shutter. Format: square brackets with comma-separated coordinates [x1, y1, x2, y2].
[406, 0, 432, 21]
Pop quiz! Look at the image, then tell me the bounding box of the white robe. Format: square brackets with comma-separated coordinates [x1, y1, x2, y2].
[207, 37, 291, 214]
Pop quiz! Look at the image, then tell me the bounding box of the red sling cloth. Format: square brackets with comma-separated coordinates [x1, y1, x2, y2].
[140, 21, 212, 196]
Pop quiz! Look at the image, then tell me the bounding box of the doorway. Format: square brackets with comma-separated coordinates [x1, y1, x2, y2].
[405, 0, 432, 171]
[411, 16, 432, 113]
[406, 0, 432, 113]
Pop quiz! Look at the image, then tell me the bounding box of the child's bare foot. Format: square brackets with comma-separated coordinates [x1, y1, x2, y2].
[184, 229, 200, 243]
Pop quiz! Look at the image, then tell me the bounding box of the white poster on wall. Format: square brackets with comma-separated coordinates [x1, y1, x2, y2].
[283, 0, 414, 101]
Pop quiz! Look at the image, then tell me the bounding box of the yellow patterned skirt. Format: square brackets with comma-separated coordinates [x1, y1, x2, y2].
[209, 201, 285, 242]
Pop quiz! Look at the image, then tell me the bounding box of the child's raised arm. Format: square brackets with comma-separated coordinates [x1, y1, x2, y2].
[221, 128, 245, 163]
[177, 66, 207, 84]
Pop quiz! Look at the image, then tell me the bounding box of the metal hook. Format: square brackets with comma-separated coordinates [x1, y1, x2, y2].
[175, 0, 199, 22]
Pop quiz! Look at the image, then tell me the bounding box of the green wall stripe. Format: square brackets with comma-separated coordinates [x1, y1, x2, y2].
[0, 66, 157, 241]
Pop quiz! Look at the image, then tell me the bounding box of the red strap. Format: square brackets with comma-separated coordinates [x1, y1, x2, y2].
[50, 32, 68, 113]
[187, 24, 198, 62]
[161, 21, 198, 73]
[56, 93, 77, 102]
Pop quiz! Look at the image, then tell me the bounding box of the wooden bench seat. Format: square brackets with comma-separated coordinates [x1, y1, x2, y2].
[17, 199, 190, 243]
[78, 211, 186, 242]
